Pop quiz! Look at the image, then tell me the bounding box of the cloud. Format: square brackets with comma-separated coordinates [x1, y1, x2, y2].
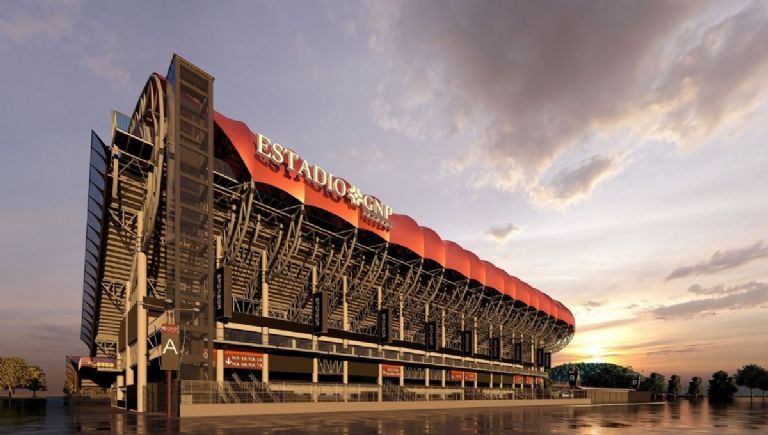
[577, 317, 641, 333]
[0, 0, 82, 44]
[582, 300, 606, 308]
[528, 154, 626, 208]
[645, 345, 702, 357]
[650, 281, 768, 319]
[366, 1, 768, 208]
[0, 0, 130, 89]
[666, 240, 768, 281]
[485, 222, 521, 243]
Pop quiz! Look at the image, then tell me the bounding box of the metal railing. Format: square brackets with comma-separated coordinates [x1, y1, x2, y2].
[179, 380, 585, 405]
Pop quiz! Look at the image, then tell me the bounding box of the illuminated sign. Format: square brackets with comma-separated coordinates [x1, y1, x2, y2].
[382, 364, 401, 378]
[223, 350, 263, 369]
[254, 135, 393, 229]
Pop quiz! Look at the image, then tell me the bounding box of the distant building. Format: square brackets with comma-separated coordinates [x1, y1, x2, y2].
[77, 55, 575, 413]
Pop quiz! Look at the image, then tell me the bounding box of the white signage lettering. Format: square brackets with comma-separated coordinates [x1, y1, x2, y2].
[254, 134, 393, 229]
[162, 338, 178, 355]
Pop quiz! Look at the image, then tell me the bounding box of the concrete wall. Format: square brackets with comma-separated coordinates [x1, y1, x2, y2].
[584, 389, 651, 404]
[180, 398, 590, 418]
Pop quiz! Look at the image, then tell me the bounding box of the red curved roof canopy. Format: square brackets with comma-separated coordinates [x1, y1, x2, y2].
[214, 109, 571, 321]
[215, 112, 305, 202]
[510, 276, 529, 305]
[389, 214, 424, 257]
[483, 262, 505, 294]
[421, 226, 445, 267]
[502, 272, 517, 300]
[304, 173, 358, 227]
[527, 284, 540, 312]
[466, 251, 486, 286]
[443, 241, 471, 277]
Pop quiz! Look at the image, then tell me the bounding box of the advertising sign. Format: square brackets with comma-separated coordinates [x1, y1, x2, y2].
[312, 291, 328, 335]
[223, 350, 263, 370]
[461, 330, 473, 356]
[450, 370, 465, 382]
[463, 371, 477, 382]
[160, 324, 180, 371]
[525, 376, 534, 385]
[513, 342, 523, 364]
[214, 266, 232, 322]
[425, 320, 438, 351]
[382, 364, 401, 378]
[377, 308, 391, 344]
[514, 375, 523, 385]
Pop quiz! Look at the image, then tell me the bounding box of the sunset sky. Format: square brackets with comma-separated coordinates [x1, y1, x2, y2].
[1, 0, 767, 392]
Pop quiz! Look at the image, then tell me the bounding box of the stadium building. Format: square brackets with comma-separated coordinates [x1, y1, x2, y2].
[76, 55, 575, 414]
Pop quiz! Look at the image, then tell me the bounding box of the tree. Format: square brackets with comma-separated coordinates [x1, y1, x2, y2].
[687, 376, 704, 398]
[0, 356, 29, 399]
[667, 375, 681, 398]
[735, 364, 766, 400]
[25, 365, 47, 398]
[757, 373, 768, 402]
[639, 372, 666, 399]
[578, 364, 638, 388]
[708, 370, 738, 401]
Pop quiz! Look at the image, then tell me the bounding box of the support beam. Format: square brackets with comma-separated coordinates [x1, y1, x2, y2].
[135, 216, 147, 413]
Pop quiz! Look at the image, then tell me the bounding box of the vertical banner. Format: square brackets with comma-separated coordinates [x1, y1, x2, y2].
[160, 324, 180, 371]
[425, 320, 438, 351]
[312, 291, 328, 335]
[544, 352, 552, 369]
[461, 330, 473, 356]
[490, 337, 501, 360]
[214, 266, 232, 322]
[513, 342, 523, 364]
[632, 375, 640, 390]
[377, 308, 391, 344]
[536, 348, 545, 367]
[568, 368, 579, 387]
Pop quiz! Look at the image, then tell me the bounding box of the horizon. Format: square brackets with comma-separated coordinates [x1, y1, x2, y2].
[1, 1, 767, 394]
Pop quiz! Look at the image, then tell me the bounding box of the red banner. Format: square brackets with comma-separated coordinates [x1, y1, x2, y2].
[514, 375, 523, 385]
[463, 371, 477, 382]
[525, 376, 534, 385]
[223, 350, 263, 369]
[536, 377, 544, 386]
[449, 370, 464, 382]
[382, 364, 402, 378]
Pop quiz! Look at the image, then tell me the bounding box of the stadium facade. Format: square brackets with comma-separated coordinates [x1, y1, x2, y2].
[76, 55, 575, 413]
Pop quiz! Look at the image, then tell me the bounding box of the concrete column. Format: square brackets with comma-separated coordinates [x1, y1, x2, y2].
[312, 358, 318, 402]
[136, 251, 147, 412]
[116, 372, 124, 403]
[398, 294, 404, 341]
[377, 363, 383, 402]
[377, 287, 383, 402]
[215, 323, 224, 383]
[472, 316, 477, 355]
[123, 279, 132, 406]
[399, 367, 405, 387]
[440, 309, 446, 389]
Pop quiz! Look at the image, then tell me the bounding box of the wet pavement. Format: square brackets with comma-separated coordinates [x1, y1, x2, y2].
[1, 397, 766, 434]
